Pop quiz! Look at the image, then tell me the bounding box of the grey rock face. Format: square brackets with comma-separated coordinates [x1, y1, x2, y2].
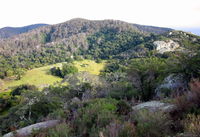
[132, 101, 176, 113]
[3, 120, 60, 137]
[155, 74, 188, 98]
[153, 40, 180, 53]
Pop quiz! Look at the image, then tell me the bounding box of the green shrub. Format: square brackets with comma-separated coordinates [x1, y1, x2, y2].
[30, 123, 71, 137]
[73, 98, 118, 137]
[10, 84, 37, 96]
[127, 57, 168, 101]
[46, 123, 71, 137]
[109, 82, 138, 100]
[61, 63, 78, 77]
[133, 110, 172, 137]
[50, 67, 62, 77]
[116, 100, 132, 115]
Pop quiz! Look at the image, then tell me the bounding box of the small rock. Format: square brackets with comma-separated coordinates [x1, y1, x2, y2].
[71, 97, 81, 104]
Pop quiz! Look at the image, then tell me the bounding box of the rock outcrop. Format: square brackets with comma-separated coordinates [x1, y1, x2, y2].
[153, 40, 180, 53]
[3, 120, 60, 137]
[132, 101, 176, 113]
[155, 74, 188, 98]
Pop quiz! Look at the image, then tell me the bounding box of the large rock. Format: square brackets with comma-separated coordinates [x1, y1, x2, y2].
[3, 120, 60, 137]
[155, 74, 188, 98]
[153, 40, 180, 54]
[132, 101, 176, 113]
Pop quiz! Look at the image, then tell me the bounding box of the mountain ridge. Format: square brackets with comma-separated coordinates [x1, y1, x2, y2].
[0, 24, 48, 39]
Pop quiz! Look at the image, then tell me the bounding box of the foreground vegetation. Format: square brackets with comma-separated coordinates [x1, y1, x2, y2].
[0, 47, 200, 136]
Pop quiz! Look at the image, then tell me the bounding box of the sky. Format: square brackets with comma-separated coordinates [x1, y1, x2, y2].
[0, 0, 200, 34]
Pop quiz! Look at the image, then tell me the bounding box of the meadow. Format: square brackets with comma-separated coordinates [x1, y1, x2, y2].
[0, 60, 106, 93]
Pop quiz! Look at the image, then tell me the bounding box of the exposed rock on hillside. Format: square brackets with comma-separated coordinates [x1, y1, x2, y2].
[132, 101, 176, 113]
[3, 120, 60, 137]
[155, 74, 188, 98]
[153, 40, 180, 53]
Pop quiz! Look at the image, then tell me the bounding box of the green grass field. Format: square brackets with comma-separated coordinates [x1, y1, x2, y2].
[0, 63, 63, 92]
[73, 60, 106, 75]
[0, 60, 106, 92]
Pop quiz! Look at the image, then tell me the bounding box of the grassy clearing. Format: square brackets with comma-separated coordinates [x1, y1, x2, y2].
[0, 60, 106, 92]
[73, 60, 106, 75]
[1, 63, 63, 92]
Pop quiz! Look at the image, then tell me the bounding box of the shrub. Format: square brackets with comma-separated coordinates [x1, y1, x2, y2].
[133, 110, 172, 137]
[103, 120, 136, 137]
[31, 123, 71, 137]
[10, 84, 37, 96]
[95, 58, 102, 63]
[74, 55, 83, 61]
[116, 100, 132, 115]
[50, 67, 62, 77]
[119, 122, 136, 137]
[0, 98, 11, 112]
[184, 114, 200, 136]
[61, 63, 78, 77]
[72, 99, 118, 137]
[127, 57, 168, 101]
[174, 79, 200, 114]
[109, 82, 138, 100]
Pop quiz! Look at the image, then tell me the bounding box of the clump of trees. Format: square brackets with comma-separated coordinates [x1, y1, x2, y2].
[50, 63, 78, 78]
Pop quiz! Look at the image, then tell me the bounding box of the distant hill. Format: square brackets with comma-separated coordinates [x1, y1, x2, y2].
[0, 24, 48, 39]
[0, 18, 172, 56]
[134, 24, 173, 34]
[178, 28, 200, 36]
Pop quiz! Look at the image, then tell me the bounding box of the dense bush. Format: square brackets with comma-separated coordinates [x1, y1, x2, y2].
[61, 63, 78, 77]
[108, 81, 138, 100]
[174, 79, 200, 114]
[132, 110, 172, 137]
[184, 114, 200, 136]
[103, 120, 136, 137]
[50, 63, 78, 78]
[10, 84, 37, 96]
[72, 98, 118, 137]
[50, 67, 62, 77]
[30, 123, 71, 137]
[167, 51, 200, 81]
[127, 57, 168, 101]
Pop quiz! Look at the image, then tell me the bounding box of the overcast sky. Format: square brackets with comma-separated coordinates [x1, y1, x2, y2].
[0, 0, 200, 30]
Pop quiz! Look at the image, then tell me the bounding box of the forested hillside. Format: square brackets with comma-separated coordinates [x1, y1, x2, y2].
[0, 18, 173, 79]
